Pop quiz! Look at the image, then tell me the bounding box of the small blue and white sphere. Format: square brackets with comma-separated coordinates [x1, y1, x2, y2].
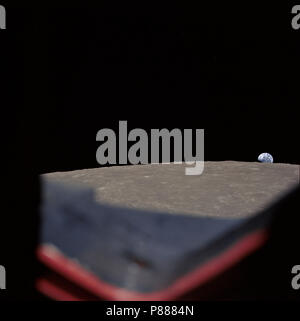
[258, 153, 273, 163]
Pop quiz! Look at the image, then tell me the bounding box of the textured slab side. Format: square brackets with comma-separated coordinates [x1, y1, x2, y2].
[42, 161, 299, 218]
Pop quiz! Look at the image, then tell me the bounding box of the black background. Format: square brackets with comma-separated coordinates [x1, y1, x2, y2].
[34, 4, 300, 171]
[0, 3, 299, 299]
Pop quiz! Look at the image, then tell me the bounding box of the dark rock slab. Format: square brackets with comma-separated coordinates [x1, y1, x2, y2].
[42, 161, 299, 218]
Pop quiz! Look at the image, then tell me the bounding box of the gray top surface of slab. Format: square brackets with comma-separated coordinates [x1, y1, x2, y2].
[42, 161, 299, 218]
